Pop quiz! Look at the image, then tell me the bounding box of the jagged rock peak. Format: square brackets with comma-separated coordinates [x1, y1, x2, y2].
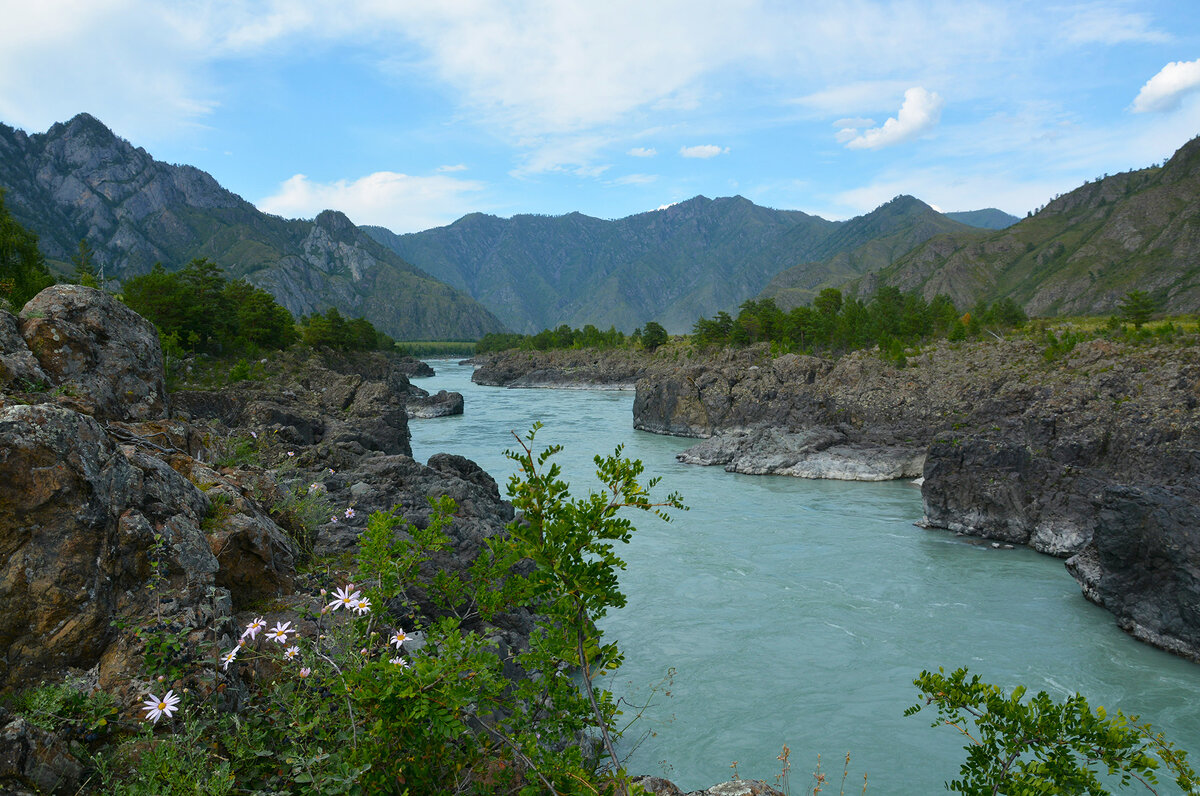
[46, 112, 122, 146]
[315, 208, 356, 232]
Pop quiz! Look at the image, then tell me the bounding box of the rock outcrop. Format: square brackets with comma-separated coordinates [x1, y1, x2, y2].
[0, 285, 517, 703]
[632, 336, 1200, 661]
[472, 348, 657, 389]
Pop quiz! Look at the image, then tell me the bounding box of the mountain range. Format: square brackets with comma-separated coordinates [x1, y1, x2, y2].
[365, 196, 1016, 333]
[5, 113, 1195, 339]
[0, 114, 505, 340]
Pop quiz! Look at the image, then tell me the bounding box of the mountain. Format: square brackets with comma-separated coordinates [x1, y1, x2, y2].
[365, 196, 838, 333]
[944, 208, 1020, 229]
[757, 195, 983, 309]
[851, 137, 1200, 315]
[0, 114, 506, 340]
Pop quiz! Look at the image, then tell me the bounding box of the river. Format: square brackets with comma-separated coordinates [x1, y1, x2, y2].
[409, 360, 1200, 794]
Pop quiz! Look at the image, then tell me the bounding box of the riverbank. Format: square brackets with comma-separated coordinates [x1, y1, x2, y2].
[467, 339, 1200, 663]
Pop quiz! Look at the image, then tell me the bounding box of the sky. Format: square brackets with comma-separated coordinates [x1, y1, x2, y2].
[1, 0, 1199, 233]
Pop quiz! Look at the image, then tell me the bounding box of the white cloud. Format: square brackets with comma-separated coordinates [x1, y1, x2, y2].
[680, 144, 729, 159]
[628, 147, 657, 157]
[611, 173, 658, 185]
[508, 134, 613, 177]
[834, 117, 878, 143]
[0, 0, 219, 140]
[793, 82, 913, 116]
[437, 163, 468, 172]
[842, 87, 944, 150]
[834, 117, 877, 130]
[1063, 3, 1170, 45]
[1131, 59, 1200, 113]
[258, 171, 485, 233]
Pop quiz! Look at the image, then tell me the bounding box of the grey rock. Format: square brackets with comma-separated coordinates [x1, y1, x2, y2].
[0, 708, 84, 795]
[633, 337, 1200, 661]
[0, 310, 47, 390]
[685, 780, 786, 796]
[19, 284, 167, 421]
[0, 403, 227, 691]
[406, 388, 465, 418]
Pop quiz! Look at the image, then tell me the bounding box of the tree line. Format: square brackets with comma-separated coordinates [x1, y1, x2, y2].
[476, 320, 669, 354]
[121, 259, 395, 355]
[692, 288, 1029, 363]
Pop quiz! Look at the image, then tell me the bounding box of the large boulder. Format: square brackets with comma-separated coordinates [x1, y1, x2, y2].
[0, 404, 218, 689]
[18, 285, 167, 421]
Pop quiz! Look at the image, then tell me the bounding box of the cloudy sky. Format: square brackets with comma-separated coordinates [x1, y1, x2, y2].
[2, 0, 1198, 232]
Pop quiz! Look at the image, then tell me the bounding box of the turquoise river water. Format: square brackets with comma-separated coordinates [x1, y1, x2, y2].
[408, 360, 1200, 794]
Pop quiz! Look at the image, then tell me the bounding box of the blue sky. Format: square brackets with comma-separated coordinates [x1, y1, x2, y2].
[2, 0, 1199, 232]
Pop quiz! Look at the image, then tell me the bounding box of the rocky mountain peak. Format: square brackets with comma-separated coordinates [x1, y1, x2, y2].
[47, 112, 119, 145]
[1161, 134, 1200, 184]
[315, 208, 356, 233]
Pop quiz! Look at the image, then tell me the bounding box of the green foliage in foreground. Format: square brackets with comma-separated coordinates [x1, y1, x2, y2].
[909, 667, 1198, 795]
[20, 429, 683, 794]
[10, 435, 1198, 794]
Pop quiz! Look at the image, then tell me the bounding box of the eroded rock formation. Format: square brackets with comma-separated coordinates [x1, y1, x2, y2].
[630, 337, 1200, 661]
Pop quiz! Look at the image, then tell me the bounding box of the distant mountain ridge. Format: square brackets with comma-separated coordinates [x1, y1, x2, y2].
[366, 194, 1000, 333]
[944, 208, 1019, 229]
[850, 137, 1200, 315]
[0, 114, 506, 340]
[366, 196, 836, 333]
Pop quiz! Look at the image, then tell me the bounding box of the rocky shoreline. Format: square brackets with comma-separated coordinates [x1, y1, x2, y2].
[0, 287, 781, 795]
[464, 341, 1200, 663]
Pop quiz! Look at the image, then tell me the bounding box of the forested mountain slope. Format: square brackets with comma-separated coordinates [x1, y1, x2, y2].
[852, 137, 1200, 315]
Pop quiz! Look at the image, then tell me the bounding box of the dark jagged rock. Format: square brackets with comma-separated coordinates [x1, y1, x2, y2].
[173, 348, 416, 458]
[633, 336, 1200, 660]
[406, 388, 464, 418]
[0, 402, 227, 692]
[1066, 484, 1200, 661]
[0, 312, 47, 390]
[0, 286, 510, 704]
[0, 707, 84, 795]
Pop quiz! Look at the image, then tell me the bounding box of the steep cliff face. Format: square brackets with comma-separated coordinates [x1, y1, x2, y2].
[0, 115, 506, 340]
[629, 337, 1200, 661]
